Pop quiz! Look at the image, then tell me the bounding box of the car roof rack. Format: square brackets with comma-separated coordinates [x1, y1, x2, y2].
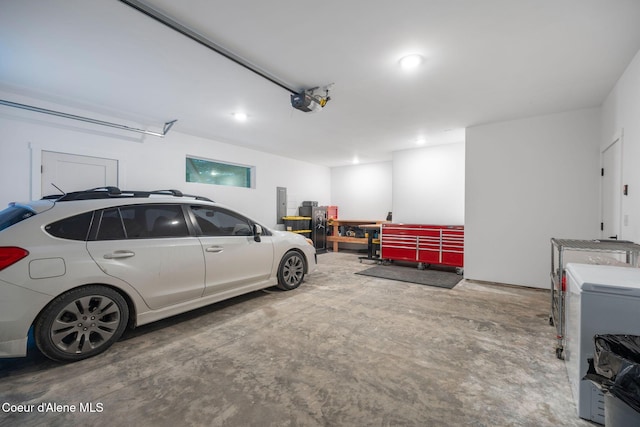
[148, 189, 214, 202]
[46, 187, 213, 202]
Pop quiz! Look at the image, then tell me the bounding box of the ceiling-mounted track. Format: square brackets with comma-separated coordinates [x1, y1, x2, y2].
[0, 99, 177, 138]
[119, 0, 298, 95]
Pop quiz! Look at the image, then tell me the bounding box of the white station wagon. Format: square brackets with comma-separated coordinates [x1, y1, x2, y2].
[0, 188, 316, 362]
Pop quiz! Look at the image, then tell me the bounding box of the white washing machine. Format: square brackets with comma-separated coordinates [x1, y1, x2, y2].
[564, 263, 640, 424]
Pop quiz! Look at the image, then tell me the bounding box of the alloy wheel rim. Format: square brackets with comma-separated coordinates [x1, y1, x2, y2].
[283, 255, 304, 285]
[50, 295, 121, 354]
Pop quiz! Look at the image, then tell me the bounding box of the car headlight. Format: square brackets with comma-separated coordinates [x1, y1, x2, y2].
[305, 238, 314, 246]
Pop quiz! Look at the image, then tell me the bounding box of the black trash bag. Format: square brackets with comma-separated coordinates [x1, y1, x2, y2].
[583, 334, 640, 414]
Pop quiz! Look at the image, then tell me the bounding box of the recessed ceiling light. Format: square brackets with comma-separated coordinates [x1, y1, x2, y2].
[352, 156, 360, 165]
[416, 137, 426, 146]
[233, 112, 248, 122]
[399, 54, 423, 71]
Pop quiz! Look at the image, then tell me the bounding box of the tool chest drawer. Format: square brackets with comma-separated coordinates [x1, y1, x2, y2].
[380, 224, 464, 269]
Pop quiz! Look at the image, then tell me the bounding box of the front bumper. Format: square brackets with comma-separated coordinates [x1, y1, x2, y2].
[0, 279, 52, 358]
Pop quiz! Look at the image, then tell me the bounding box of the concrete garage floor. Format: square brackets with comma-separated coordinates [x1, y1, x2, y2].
[0, 251, 592, 427]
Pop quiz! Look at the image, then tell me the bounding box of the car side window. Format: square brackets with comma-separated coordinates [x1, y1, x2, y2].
[147, 205, 189, 238]
[94, 205, 189, 240]
[117, 206, 146, 238]
[129, 205, 189, 238]
[96, 209, 126, 240]
[191, 206, 252, 236]
[45, 211, 94, 241]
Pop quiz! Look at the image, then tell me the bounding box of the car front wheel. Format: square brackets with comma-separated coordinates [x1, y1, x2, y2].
[277, 251, 306, 290]
[34, 285, 129, 362]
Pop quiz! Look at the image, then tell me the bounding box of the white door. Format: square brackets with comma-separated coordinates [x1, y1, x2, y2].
[601, 138, 622, 240]
[41, 151, 118, 197]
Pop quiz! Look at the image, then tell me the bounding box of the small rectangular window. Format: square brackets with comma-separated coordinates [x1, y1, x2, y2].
[186, 156, 253, 188]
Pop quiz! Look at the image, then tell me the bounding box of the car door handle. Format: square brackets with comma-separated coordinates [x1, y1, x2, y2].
[103, 250, 136, 259]
[206, 246, 224, 253]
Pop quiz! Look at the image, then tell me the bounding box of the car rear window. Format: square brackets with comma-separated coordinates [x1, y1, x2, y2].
[0, 205, 37, 232]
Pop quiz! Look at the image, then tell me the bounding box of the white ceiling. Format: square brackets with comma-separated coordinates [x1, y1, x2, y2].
[2, 0, 640, 167]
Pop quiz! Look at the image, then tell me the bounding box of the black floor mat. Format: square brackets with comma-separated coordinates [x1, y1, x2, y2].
[356, 264, 462, 289]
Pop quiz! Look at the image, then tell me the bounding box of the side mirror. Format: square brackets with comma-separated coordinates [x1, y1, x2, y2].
[253, 224, 263, 242]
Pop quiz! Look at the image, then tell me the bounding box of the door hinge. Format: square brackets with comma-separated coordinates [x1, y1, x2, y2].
[601, 222, 604, 231]
[41, 165, 43, 174]
[601, 167, 604, 176]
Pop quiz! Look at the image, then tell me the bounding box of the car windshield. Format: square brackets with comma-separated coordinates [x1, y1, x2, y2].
[0, 205, 37, 232]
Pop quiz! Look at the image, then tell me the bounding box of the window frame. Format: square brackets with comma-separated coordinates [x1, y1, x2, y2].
[185, 156, 255, 189]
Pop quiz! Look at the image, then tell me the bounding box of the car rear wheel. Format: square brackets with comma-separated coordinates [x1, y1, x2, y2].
[34, 285, 129, 362]
[277, 251, 306, 290]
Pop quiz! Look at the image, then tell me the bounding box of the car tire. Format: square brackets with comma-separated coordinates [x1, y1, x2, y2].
[276, 251, 306, 291]
[34, 285, 129, 362]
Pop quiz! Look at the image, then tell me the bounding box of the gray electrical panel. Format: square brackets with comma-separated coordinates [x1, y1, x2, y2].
[276, 187, 286, 224]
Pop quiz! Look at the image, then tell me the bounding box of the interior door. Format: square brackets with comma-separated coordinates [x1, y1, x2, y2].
[601, 138, 622, 240]
[41, 151, 118, 197]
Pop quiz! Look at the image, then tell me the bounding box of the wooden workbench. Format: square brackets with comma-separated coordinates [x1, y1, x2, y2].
[326, 219, 387, 252]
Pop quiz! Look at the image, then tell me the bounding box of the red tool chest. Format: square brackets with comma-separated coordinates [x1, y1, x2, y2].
[380, 224, 464, 271]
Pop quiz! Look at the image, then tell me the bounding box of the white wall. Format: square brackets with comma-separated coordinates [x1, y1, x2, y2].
[465, 108, 601, 288]
[330, 143, 464, 225]
[601, 49, 640, 243]
[330, 161, 392, 220]
[0, 94, 330, 229]
[392, 143, 465, 224]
